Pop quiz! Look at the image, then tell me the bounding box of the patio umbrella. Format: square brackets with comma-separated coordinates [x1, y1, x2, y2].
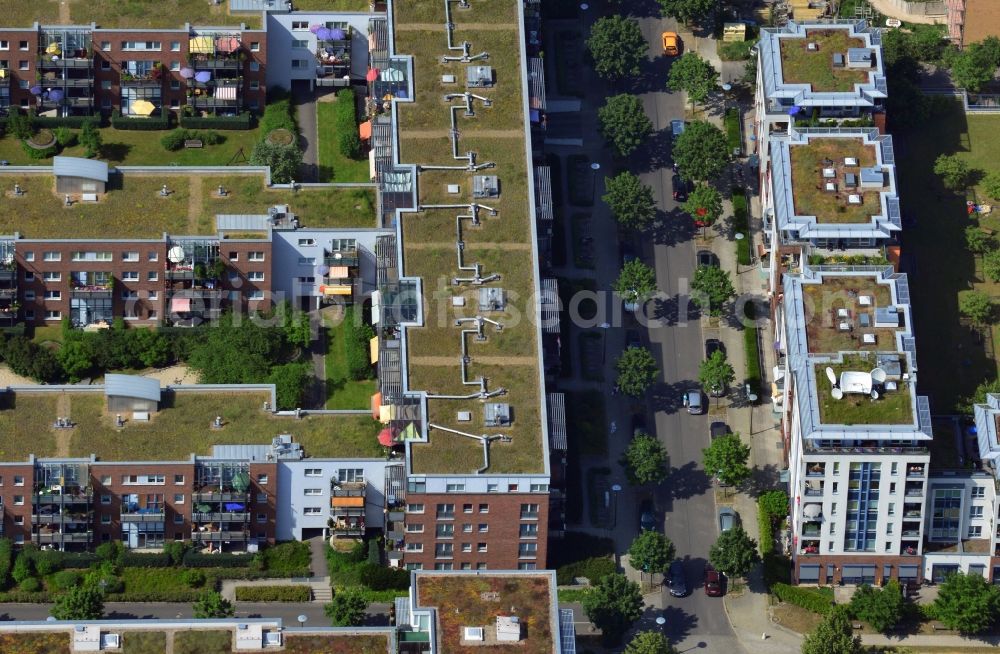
[196, 504, 211, 513]
[29, 85, 41, 95]
[215, 36, 239, 54]
[309, 24, 322, 33]
[47, 89, 63, 103]
[131, 99, 155, 116]
[378, 428, 394, 447]
[329, 28, 346, 40]
[366, 68, 379, 82]
[179, 67, 195, 79]
[45, 42, 61, 56]
[316, 26, 334, 41]
[194, 70, 212, 84]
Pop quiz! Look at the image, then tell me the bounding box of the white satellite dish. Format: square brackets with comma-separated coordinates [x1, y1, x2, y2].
[825, 367, 838, 386]
[831, 388, 844, 400]
[1, 254, 12, 266]
[870, 390, 880, 400]
[871, 368, 887, 384]
[167, 246, 185, 263]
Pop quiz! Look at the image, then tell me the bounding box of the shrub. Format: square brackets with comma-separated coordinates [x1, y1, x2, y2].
[249, 140, 302, 184]
[32, 550, 62, 576]
[338, 131, 362, 159]
[358, 563, 410, 591]
[96, 541, 125, 565]
[556, 557, 617, 585]
[182, 569, 207, 588]
[31, 114, 95, 129]
[743, 301, 761, 396]
[182, 551, 251, 568]
[161, 128, 188, 151]
[53, 552, 101, 569]
[762, 553, 791, 587]
[122, 552, 172, 568]
[757, 503, 774, 557]
[234, 585, 311, 602]
[259, 541, 311, 576]
[18, 577, 42, 592]
[12, 554, 33, 584]
[772, 583, 834, 615]
[6, 108, 31, 139]
[201, 130, 223, 146]
[260, 97, 297, 136]
[179, 112, 253, 130]
[21, 140, 58, 159]
[0, 538, 12, 588]
[54, 126, 77, 147]
[111, 109, 171, 130]
[51, 570, 82, 591]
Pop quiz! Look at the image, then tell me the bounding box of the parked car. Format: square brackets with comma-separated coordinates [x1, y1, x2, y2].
[710, 421, 730, 441]
[718, 507, 738, 533]
[639, 499, 656, 532]
[697, 250, 719, 268]
[667, 560, 688, 597]
[704, 564, 724, 597]
[671, 174, 691, 202]
[683, 388, 704, 415]
[631, 412, 647, 437]
[670, 119, 686, 140]
[705, 338, 725, 358]
[626, 329, 642, 350]
[620, 241, 638, 265]
[662, 32, 680, 56]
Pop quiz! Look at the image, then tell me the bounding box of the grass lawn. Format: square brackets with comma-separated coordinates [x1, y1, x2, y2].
[779, 29, 870, 92]
[0, 0, 60, 24]
[0, 390, 384, 460]
[392, 1, 519, 30]
[896, 100, 1000, 411]
[0, 633, 69, 654]
[293, 0, 371, 9]
[260, 541, 311, 576]
[789, 138, 879, 223]
[325, 312, 377, 410]
[284, 635, 392, 654]
[566, 390, 607, 455]
[117, 568, 206, 599]
[122, 632, 167, 654]
[815, 355, 913, 425]
[72, 0, 260, 29]
[174, 631, 231, 654]
[0, 127, 262, 167]
[317, 95, 370, 183]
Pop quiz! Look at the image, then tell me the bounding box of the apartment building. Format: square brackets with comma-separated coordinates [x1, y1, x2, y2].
[779, 266, 932, 585]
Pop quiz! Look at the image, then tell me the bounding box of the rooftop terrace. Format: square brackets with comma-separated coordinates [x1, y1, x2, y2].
[0, 390, 383, 461]
[779, 29, 871, 92]
[414, 573, 556, 654]
[814, 354, 913, 426]
[789, 137, 881, 224]
[393, 0, 544, 475]
[0, 173, 375, 239]
[802, 275, 898, 354]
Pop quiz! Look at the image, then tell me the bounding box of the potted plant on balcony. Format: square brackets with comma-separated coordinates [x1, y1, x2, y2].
[193, 262, 207, 282]
[211, 259, 226, 281]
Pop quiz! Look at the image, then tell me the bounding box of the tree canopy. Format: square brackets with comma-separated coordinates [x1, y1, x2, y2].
[699, 350, 734, 398]
[849, 581, 904, 633]
[657, 0, 715, 25]
[702, 434, 751, 487]
[599, 94, 653, 157]
[250, 140, 303, 184]
[667, 52, 719, 105]
[690, 265, 736, 316]
[983, 171, 1000, 201]
[625, 631, 678, 654]
[621, 432, 669, 485]
[603, 171, 658, 230]
[758, 490, 790, 519]
[193, 591, 235, 619]
[681, 183, 723, 227]
[614, 259, 659, 308]
[628, 530, 675, 574]
[949, 38, 1000, 92]
[325, 587, 369, 627]
[582, 573, 644, 646]
[965, 224, 996, 254]
[672, 121, 729, 181]
[959, 290, 995, 328]
[616, 346, 659, 397]
[932, 571, 1000, 634]
[708, 526, 759, 578]
[933, 154, 972, 191]
[983, 250, 1000, 282]
[52, 584, 104, 620]
[586, 15, 648, 80]
[801, 606, 864, 654]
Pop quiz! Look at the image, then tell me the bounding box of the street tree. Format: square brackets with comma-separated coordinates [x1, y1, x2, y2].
[657, 0, 715, 25]
[193, 591, 235, 619]
[51, 583, 104, 620]
[79, 119, 102, 159]
[582, 573, 644, 646]
[699, 349, 734, 399]
[758, 490, 790, 520]
[672, 121, 729, 181]
[965, 224, 995, 254]
[615, 346, 659, 398]
[984, 249, 1000, 282]
[850, 581, 904, 633]
[983, 171, 1000, 200]
[250, 140, 303, 184]
[625, 631, 678, 654]
[702, 434, 751, 487]
[933, 154, 972, 191]
[325, 587, 369, 627]
[801, 606, 864, 654]
[613, 259, 658, 311]
[620, 432, 669, 485]
[932, 571, 1000, 633]
[603, 171, 658, 231]
[667, 52, 719, 105]
[959, 290, 995, 328]
[690, 265, 735, 316]
[949, 40, 1000, 92]
[628, 530, 675, 574]
[681, 184, 723, 231]
[586, 15, 647, 81]
[598, 94, 653, 157]
[708, 526, 760, 578]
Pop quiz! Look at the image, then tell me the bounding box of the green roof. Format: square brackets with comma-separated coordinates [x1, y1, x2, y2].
[814, 355, 914, 426]
[790, 137, 881, 224]
[779, 29, 871, 92]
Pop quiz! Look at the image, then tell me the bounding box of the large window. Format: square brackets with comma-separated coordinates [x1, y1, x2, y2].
[930, 488, 963, 541]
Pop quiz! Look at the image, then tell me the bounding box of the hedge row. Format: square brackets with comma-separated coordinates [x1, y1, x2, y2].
[121, 552, 173, 568]
[731, 190, 751, 266]
[181, 551, 252, 569]
[0, 591, 51, 603]
[772, 583, 834, 615]
[105, 590, 203, 603]
[180, 112, 253, 130]
[743, 301, 762, 398]
[234, 585, 311, 602]
[32, 115, 95, 129]
[111, 109, 172, 131]
[556, 556, 616, 586]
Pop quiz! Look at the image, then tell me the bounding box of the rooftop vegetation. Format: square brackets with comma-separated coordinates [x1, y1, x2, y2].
[789, 138, 880, 224]
[71, 0, 261, 29]
[801, 276, 895, 354]
[779, 29, 871, 92]
[814, 354, 913, 425]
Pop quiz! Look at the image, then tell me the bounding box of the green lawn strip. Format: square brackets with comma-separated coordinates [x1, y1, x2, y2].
[317, 93, 370, 183]
[558, 588, 593, 602]
[743, 298, 761, 398]
[260, 541, 311, 576]
[174, 631, 231, 654]
[567, 390, 607, 455]
[725, 108, 742, 153]
[325, 308, 377, 410]
[122, 631, 167, 654]
[732, 190, 752, 266]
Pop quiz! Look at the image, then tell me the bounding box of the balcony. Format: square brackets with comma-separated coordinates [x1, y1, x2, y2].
[0, 269, 14, 282]
[805, 444, 928, 456]
[194, 58, 241, 71]
[191, 530, 248, 542]
[803, 486, 824, 497]
[192, 491, 248, 503]
[330, 517, 365, 536]
[901, 540, 919, 556]
[71, 285, 111, 298]
[901, 528, 920, 537]
[41, 77, 93, 88]
[906, 465, 925, 478]
[192, 512, 249, 523]
[324, 252, 360, 267]
[801, 525, 822, 537]
[34, 490, 91, 504]
[168, 288, 226, 300]
[165, 269, 195, 281]
[905, 484, 924, 497]
[120, 73, 163, 87]
[37, 57, 92, 69]
[120, 508, 165, 523]
[800, 540, 820, 555]
[32, 511, 90, 524]
[35, 531, 91, 543]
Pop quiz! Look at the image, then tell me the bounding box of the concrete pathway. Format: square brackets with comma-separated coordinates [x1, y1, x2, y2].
[292, 82, 319, 182]
[867, 0, 946, 24]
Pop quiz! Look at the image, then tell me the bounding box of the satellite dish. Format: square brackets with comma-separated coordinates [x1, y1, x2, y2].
[1, 254, 12, 266]
[825, 367, 837, 386]
[831, 388, 844, 400]
[167, 246, 185, 263]
[871, 368, 887, 384]
[870, 390, 880, 400]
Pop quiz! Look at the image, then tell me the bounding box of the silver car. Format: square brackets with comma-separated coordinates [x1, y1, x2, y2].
[683, 389, 704, 415]
[718, 507, 737, 533]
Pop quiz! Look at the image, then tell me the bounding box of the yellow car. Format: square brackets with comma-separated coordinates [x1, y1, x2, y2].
[662, 31, 680, 56]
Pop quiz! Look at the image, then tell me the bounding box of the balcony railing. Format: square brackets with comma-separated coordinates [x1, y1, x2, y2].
[801, 527, 822, 537]
[32, 512, 90, 523]
[192, 530, 248, 542]
[907, 467, 925, 477]
[169, 289, 226, 300]
[165, 269, 195, 281]
[35, 531, 91, 543]
[194, 59, 241, 70]
[120, 75, 162, 87]
[806, 445, 929, 456]
[192, 491, 248, 502]
[324, 253, 360, 267]
[803, 487, 823, 497]
[192, 512, 249, 523]
[71, 286, 111, 297]
[0, 270, 14, 281]
[120, 509, 165, 522]
[905, 487, 924, 497]
[35, 491, 91, 504]
[38, 57, 93, 69]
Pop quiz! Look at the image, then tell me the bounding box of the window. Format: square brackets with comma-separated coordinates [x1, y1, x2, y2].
[122, 474, 165, 485]
[43, 251, 61, 262]
[173, 494, 184, 504]
[304, 488, 322, 496]
[121, 41, 162, 51]
[101, 495, 111, 505]
[885, 523, 892, 534]
[887, 503, 895, 515]
[44, 291, 61, 301]
[24, 310, 33, 319]
[463, 503, 473, 514]
[256, 493, 267, 503]
[170, 41, 180, 51]
[257, 474, 269, 484]
[13, 495, 23, 505]
[43, 272, 61, 282]
[71, 251, 112, 261]
[250, 42, 260, 52]
[971, 486, 986, 499]
[520, 503, 538, 519]
[434, 563, 453, 570]
[100, 475, 111, 485]
[477, 542, 487, 553]
[170, 99, 180, 109]
[479, 503, 489, 513]
[23, 272, 33, 282]
[405, 542, 423, 552]
[970, 505, 984, 519]
[102, 514, 111, 524]
[18, 60, 27, 70]
[508, 483, 519, 492]
[518, 562, 537, 570]
[304, 468, 322, 477]
[890, 482, 897, 494]
[436, 524, 454, 538]
[891, 462, 898, 476]
[291, 59, 307, 69]
[248, 271, 265, 281]
[101, 60, 110, 71]
[257, 513, 267, 523]
[530, 483, 549, 492]
[519, 523, 538, 538]
[831, 502, 838, 516]
[14, 475, 25, 486]
[303, 507, 322, 516]
[436, 503, 455, 519]
[174, 514, 184, 524]
[101, 41, 111, 52]
[0, 41, 7, 50]
[18, 41, 27, 51]
[297, 238, 315, 247]
[148, 251, 159, 262]
[292, 39, 309, 48]
[405, 523, 424, 533]
[447, 483, 465, 492]
[478, 523, 488, 533]
[101, 80, 112, 90]
[146, 271, 158, 282]
[248, 251, 265, 261]
[292, 21, 309, 29]
[435, 543, 454, 558]
[460, 543, 471, 553]
[297, 257, 316, 266]
[462, 523, 473, 533]
[250, 80, 259, 90]
[24, 291, 34, 301]
[23, 251, 33, 262]
[968, 525, 983, 538]
[122, 251, 139, 262]
[518, 543, 538, 558]
[407, 503, 425, 514]
[122, 271, 139, 281]
[44, 310, 60, 320]
[174, 474, 184, 484]
[250, 61, 260, 72]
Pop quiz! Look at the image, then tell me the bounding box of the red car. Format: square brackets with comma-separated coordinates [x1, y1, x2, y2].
[704, 565, 724, 597]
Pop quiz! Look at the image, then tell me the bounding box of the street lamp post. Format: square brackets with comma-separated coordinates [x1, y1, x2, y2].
[590, 162, 601, 205]
[599, 321, 611, 365]
[297, 614, 307, 628]
[734, 232, 745, 274]
[611, 484, 621, 529]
